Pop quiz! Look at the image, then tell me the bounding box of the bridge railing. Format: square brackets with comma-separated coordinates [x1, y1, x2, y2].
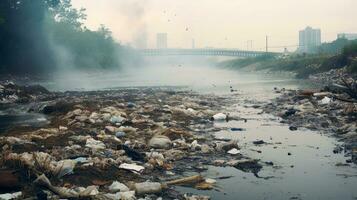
[138, 48, 281, 57]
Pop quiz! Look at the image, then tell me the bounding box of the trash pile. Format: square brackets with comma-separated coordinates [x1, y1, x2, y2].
[264, 74, 357, 164]
[0, 86, 263, 199]
[309, 67, 357, 85]
[0, 81, 54, 104]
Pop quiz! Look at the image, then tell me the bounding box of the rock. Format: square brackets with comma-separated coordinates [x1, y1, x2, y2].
[230, 128, 246, 131]
[284, 108, 297, 117]
[148, 135, 172, 149]
[233, 159, 262, 175]
[115, 131, 126, 138]
[134, 182, 163, 194]
[289, 126, 298, 131]
[253, 140, 265, 145]
[127, 102, 136, 108]
[109, 181, 129, 193]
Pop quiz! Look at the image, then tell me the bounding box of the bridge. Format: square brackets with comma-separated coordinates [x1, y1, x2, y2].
[139, 48, 281, 57]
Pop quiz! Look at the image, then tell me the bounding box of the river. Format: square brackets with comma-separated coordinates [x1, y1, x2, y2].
[2, 60, 357, 199]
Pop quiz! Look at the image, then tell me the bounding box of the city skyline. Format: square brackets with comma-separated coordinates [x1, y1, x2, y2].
[72, 0, 357, 51]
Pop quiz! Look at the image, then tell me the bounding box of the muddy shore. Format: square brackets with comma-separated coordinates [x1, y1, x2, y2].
[263, 68, 357, 164]
[0, 81, 267, 200]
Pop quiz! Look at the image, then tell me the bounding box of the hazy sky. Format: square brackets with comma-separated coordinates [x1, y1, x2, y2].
[72, 0, 357, 51]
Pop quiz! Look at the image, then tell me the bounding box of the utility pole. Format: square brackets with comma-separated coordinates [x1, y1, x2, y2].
[266, 35, 268, 52]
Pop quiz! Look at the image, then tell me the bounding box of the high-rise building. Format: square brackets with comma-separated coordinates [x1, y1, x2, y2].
[156, 33, 167, 49]
[299, 26, 321, 53]
[337, 33, 357, 41]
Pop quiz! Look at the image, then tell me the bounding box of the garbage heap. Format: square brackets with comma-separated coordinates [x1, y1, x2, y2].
[0, 87, 261, 200]
[264, 75, 357, 164]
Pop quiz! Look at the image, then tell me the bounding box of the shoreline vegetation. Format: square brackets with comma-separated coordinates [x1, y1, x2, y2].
[220, 39, 357, 79]
[0, 0, 140, 75]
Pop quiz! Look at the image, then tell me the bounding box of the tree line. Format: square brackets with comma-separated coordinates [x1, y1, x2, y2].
[0, 0, 132, 75]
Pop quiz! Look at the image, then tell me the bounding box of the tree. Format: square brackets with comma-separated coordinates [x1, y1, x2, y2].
[0, 0, 127, 74]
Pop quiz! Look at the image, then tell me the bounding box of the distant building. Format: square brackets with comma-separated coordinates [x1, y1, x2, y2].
[192, 39, 195, 49]
[337, 33, 357, 41]
[156, 33, 167, 49]
[299, 26, 321, 53]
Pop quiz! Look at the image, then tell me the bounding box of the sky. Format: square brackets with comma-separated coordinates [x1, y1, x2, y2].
[71, 0, 357, 51]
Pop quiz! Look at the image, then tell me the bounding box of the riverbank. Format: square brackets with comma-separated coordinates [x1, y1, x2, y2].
[263, 68, 357, 164]
[0, 68, 356, 199]
[220, 41, 357, 79]
[0, 82, 268, 200]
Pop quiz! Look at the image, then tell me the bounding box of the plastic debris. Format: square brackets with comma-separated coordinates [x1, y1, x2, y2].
[109, 181, 130, 193]
[227, 148, 241, 155]
[34, 174, 79, 198]
[148, 135, 172, 149]
[191, 140, 201, 150]
[119, 163, 145, 174]
[54, 160, 76, 178]
[0, 192, 22, 200]
[134, 182, 163, 194]
[110, 116, 125, 124]
[319, 96, 332, 105]
[120, 191, 136, 200]
[85, 138, 106, 150]
[212, 113, 227, 121]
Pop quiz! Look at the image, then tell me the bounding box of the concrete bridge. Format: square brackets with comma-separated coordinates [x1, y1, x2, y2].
[139, 48, 281, 57]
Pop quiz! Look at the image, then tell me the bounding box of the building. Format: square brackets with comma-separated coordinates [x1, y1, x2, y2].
[337, 33, 357, 41]
[299, 26, 321, 53]
[156, 33, 167, 49]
